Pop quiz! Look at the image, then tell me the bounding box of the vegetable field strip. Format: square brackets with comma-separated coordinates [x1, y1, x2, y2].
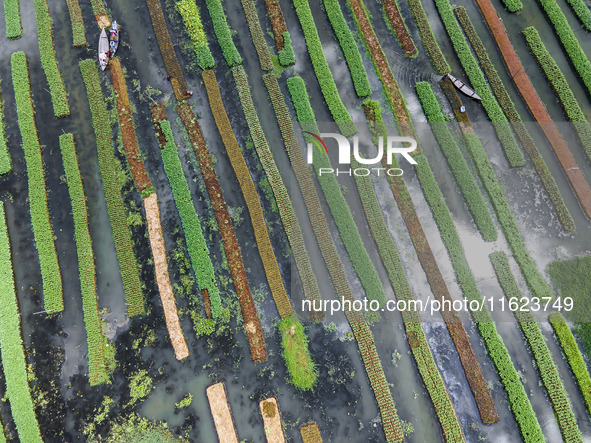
[300, 423, 322, 442]
[11, 51, 63, 314]
[0, 86, 11, 175]
[206, 383, 239, 443]
[347, 0, 496, 421]
[472, 0, 591, 220]
[264, 0, 288, 50]
[279, 317, 317, 390]
[145, 0, 189, 100]
[490, 252, 582, 442]
[240, 0, 274, 71]
[65, 0, 87, 47]
[263, 72, 403, 442]
[175, 0, 215, 69]
[259, 398, 285, 443]
[203, 0, 242, 67]
[175, 102, 267, 363]
[454, 6, 575, 234]
[79, 59, 145, 317]
[58, 134, 109, 385]
[33, 0, 70, 118]
[4, 0, 22, 39]
[89, 0, 109, 28]
[0, 202, 42, 442]
[381, 0, 418, 57]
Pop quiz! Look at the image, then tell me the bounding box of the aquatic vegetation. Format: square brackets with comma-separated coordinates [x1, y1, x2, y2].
[233, 65, 322, 315]
[0, 202, 43, 442]
[65, 0, 87, 47]
[416, 82, 497, 241]
[264, 0, 288, 51]
[79, 58, 145, 317]
[287, 75, 386, 308]
[454, 7, 575, 233]
[0, 88, 11, 175]
[204, 0, 242, 67]
[279, 317, 317, 390]
[155, 118, 222, 319]
[565, 0, 591, 31]
[406, 0, 450, 74]
[4, 0, 22, 39]
[323, 0, 371, 96]
[127, 369, 154, 406]
[381, 0, 418, 57]
[523, 26, 591, 165]
[240, 0, 274, 71]
[549, 313, 591, 417]
[491, 252, 581, 441]
[11, 51, 63, 313]
[33, 0, 70, 117]
[292, 0, 356, 136]
[432, 0, 525, 167]
[58, 134, 109, 385]
[175, 0, 215, 69]
[175, 394, 193, 410]
[176, 102, 267, 362]
[278, 32, 296, 67]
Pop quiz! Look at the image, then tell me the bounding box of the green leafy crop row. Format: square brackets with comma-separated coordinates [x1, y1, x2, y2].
[0, 86, 11, 175]
[204, 0, 242, 67]
[491, 252, 582, 442]
[292, 0, 356, 136]
[287, 75, 386, 308]
[523, 26, 591, 165]
[157, 119, 222, 319]
[279, 316, 317, 390]
[565, 0, 591, 31]
[11, 51, 63, 314]
[433, 0, 525, 167]
[175, 0, 215, 69]
[58, 134, 109, 385]
[323, 0, 371, 97]
[79, 58, 144, 317]
[278, 31, 296, 67]
[416, 82, 497, 241]
[65, 0, 87, 47]
[454, 7, 574, 233]
[4, 0, 22, 39]
[33, 0, 70, 117]
[240, 0, 274, 71]
[89, 0, 107, 17]
[0, 202, 43, 442]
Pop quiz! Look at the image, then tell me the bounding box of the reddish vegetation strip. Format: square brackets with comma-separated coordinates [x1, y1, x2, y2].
[382, 0, 418, 57]
[264, 0, 287, 50]
[202, 69, 292, 319]
[174, 102, 267, 362]
[145, 0, 189, 100]
[144, 193, 189, 360]
[474, 0, 591, 219]
[206, 382, 239, 443]
[300, 423, 323, 442]
[109, 59, 151, 192]
[364, 104, 498, 424]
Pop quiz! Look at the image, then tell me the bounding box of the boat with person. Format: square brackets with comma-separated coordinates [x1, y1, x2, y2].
[445, 73, 482, 100]
[98, 28, 109, 71]
[109, 21, 119, 59]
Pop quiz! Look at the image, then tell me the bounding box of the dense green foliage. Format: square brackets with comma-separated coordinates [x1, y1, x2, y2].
[0, 202, 43, 442]
[278, 31, 296, 67]
[79, 59, 144, 317]
[176, 0, 215, 69]
[454, 7, 575, 233]
[4, 0, 22, 39]
[523, 26, 591, 164]
[463, 133, 553, 300]
[323, 0, 371, 97]
[33, 0, 70, 117]
[535, 0, 591, 96]
[0, 88, 11, 175]
[279, 317, 317, 390]
[416, 82, 496, 241]
[89, 0, 107, 16]
[292, 0, 356, 136]
[59, 134, 109, 385]
[11, 51, 63, 313]
[491, 252, 582, 440]
[549, 312, 591, 417]
[157, 119, 221, 319]
[66, 0, 87, 47]
[204, 0, 242, 67]
[548, 255, 591, 322]
[565, 0, 591, 31]
[287, 75, 386, 307]
[433, 0, 525, 167]
[499, 0, 523, 13]
[240, 0, 274, 71]
[406, 0, 450, 74]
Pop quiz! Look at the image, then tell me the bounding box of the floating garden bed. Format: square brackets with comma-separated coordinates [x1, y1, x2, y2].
[565, 0, 591, 31]
[264, 0, 288, 50]
[0, 202, 43, 442]
[240, 0, 273, 71]
[259, 398, 285, 443]
[381, 0, 418, 57]
[65, 0, 87, 47]
[11, 51, 63, 314]
[89, 0, 109, 27]
[0, 87, 11, 175]
[279, 316, 317, 390]
[4, 0, 22, 39]
[300, 423, 322, 442]
[175, 0, 215, 69]
[206, 383, 239, 443]
[79, 58, 145, 317]
[203, 0, 242, 67]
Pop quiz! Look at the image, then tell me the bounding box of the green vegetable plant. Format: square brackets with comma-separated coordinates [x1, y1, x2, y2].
[323, 0, 371, 97]
[79, 59, 144, 317]
[0, 87, 11, 175]
[565, 0, 591, 31]
[175, 0, 215, 69]
[240, 0, 274, 71]
[279, 316, 317, 390]
[278, 31, 296, 67]
[4, 0, 22, 39]
[0, 202, 43, 442]
[11, 51, 63, 313]
[204, 0, 242, 67]
[59, 134, 109, 385]
[292, 0, 356, 136]
[33, 0, 70, 117]
[66, 0, 87, 47]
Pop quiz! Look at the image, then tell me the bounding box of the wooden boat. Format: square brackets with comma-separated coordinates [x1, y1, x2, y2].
[98, 28, 109, 71]
[109, 21, 119, 59]
[445, 74, 482, 100]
